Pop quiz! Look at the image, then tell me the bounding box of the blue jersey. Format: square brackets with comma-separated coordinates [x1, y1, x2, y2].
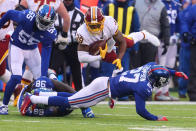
[32, 76, 55, 91]
[109, 62, 158, 120]
[0, 10, 57, 76]
[162, 0, 180, 35]
[26, 76, 73, 117]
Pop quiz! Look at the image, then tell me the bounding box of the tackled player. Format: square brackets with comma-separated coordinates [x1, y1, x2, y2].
[76, 6, 161, 70]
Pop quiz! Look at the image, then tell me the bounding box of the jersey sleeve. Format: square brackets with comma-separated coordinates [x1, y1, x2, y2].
[107, 16, 118, 36]
[0, 10, 26, 28]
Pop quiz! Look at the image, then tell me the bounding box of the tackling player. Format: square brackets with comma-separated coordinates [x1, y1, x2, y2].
[17, 76, 94, 117]
[76, 6, 161, 70]
[20, 62, 188, 121]
[0, 4, 57, 115]
[0, 0, 18, 84]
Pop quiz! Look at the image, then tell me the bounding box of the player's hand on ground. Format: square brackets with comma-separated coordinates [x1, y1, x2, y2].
[157, 116, 168, 121]
[112, 58, 122, 70]
[175, 72, 188, 80]
[99, 43, 107, 59]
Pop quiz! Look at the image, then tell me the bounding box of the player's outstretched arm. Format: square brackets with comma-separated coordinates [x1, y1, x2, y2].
[134, 93, 167, 121]
[112, 30, 126, 69]
[0, 10, 24, 28]
[168, 69, 188, 80]
[51, 79, 76, 93]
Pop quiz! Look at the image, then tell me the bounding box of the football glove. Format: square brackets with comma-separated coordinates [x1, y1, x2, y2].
[175, 72, 188, 80]
[112, 58, 122, 70]
[99, 43, 108, 59]
[157, 116, 168, 121]
[56, 32, 69, 50]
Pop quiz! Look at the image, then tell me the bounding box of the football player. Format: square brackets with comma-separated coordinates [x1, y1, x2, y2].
[17, 75, 94, 117]
[0, 4, 57, 115]
[20, 62, 188, 121]
[0, 0, 18, 84]
[12, 0, 71, 106]
[76, 6, 161, 70]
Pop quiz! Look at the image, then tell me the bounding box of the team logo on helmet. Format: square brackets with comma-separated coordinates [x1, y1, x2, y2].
[84, 6, 105, 34]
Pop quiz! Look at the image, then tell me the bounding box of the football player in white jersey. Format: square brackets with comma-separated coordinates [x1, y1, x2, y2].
[0, 0, 18, 83]
[76, 6, 161, 70]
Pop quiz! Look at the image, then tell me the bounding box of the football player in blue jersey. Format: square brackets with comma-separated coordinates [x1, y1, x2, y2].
[17, 75, 94, 117]
[0, 4, 57, 115]
[20, 62, 188, 121]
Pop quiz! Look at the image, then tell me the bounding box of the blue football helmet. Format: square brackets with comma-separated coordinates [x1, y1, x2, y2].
[36, 4, 56, 31]
[147, 65, 170, 88]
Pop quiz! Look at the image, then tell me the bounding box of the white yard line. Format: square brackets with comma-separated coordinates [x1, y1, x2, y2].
[98, 101, 196, 105]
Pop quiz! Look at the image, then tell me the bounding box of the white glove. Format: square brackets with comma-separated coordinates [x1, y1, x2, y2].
[56, 33, 69, 50]
[142, 30, 160, 47]
[170, 34, 179, 45]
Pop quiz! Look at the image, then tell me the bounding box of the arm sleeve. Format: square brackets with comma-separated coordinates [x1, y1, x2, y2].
[0, 10, 24, 28]
[160, 7, 170, 45]
[134, 93, 158, 120]
[41, 44, 52, 76]
[77, 51, 101, 63]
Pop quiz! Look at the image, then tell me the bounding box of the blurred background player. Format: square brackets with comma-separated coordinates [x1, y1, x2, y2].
[21, 62, 188, 121]
[155, 0, 181, 101]
[76, 6, 160, 73]
[49, 0, 84, 91]
[17, 76, 94, 118]
[0, 0, 18, 91]
[181, 0, 196, 101]
[0, 5, 57, 115]
[177, 0, 191, 98]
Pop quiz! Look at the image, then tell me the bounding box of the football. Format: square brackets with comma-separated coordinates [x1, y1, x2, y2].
[89, 40, 107, 55]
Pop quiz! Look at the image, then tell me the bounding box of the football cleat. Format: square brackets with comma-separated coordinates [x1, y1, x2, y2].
[81, 107, 95, 118]
[20, 93, 32, 116]
[142, 30, 160, 47]
[0, 105, 8, 115]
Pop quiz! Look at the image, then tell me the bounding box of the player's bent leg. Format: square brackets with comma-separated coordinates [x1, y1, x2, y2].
[68, 77, 109, 109]
[141, 30, 160, 47]
[3, 75, 22, 105]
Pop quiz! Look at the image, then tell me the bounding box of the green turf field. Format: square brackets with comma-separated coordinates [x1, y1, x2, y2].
[0, 99, 196, 131]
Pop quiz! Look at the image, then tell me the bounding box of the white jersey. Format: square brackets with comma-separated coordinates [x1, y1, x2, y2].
[26, 0, 61, 11]
[0, 0, 18, 40]
[76, 16, 118, 51]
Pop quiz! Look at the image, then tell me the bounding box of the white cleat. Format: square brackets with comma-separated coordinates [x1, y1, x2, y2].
[142, 30, 160, 47]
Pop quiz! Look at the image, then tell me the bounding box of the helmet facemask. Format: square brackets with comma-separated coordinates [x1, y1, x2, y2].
[36, 5, 56, 31]
[147, 66, 170, 88]
[85, 6, 105, 34]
